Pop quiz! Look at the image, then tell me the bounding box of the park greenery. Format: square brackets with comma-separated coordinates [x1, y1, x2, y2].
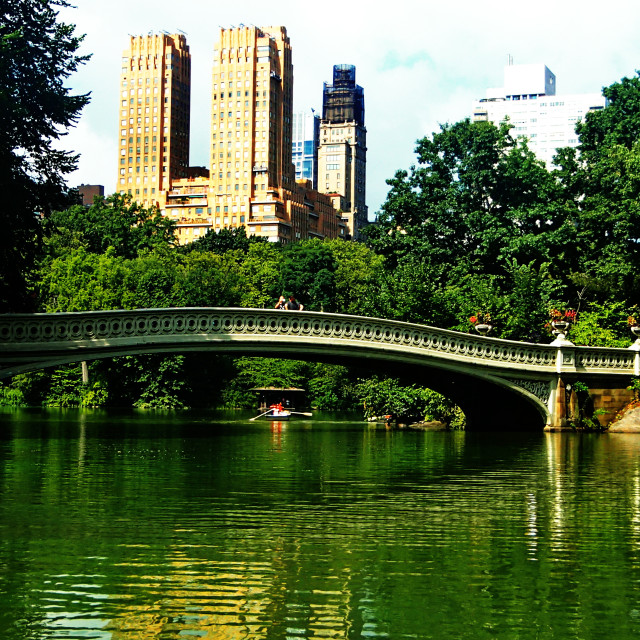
[1, 0, 90, 312]
[3, 2, 640, 425]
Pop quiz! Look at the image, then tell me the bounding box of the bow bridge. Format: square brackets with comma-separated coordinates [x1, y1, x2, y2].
[1, 308, 638, 430]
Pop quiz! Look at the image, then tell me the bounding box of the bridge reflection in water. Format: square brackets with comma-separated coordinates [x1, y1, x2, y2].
[1, 308, 638, 430]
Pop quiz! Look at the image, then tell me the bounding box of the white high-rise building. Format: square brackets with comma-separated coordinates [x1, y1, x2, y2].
[472, 63, 606, 167]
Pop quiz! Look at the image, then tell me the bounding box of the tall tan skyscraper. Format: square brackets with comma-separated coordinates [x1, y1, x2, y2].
[318, 65, 367, 240]
[117, 33, 191, 205]
[209, 25, 294, 234]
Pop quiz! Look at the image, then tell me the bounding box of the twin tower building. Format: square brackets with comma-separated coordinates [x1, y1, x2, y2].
[117, 26, 367, 244]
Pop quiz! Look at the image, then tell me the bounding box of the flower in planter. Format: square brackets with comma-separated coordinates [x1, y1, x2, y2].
[469, 312, 493, 335]
[548, 308, 576, 323]
[469, 312, 492, 326]
[546, 308, 576, 335]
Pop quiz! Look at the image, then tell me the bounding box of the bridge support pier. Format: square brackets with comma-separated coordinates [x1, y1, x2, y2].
[546, 375, 635, 430]
[546, 377, 572, 431]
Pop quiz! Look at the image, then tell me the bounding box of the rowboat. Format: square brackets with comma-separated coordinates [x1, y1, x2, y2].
[249, 404, 312, 421]
[267, 408, 291, 420]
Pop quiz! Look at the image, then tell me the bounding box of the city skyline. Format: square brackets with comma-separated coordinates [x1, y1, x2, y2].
[120, 27, 347, 244]
[60, 0, 640, 218]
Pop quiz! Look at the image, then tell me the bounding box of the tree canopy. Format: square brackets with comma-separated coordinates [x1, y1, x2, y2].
[180, 225, 266, 255]
[47, 193, 177, 259]
[366, 119, 562, 267]
[0, 0, 89, 311]
[364, 72, 640, 341]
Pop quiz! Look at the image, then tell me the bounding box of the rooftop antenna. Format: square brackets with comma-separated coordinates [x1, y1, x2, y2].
[507, 54, 513, 66]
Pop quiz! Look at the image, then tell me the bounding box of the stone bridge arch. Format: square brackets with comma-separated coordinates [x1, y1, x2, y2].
[1, 308, 637, 430]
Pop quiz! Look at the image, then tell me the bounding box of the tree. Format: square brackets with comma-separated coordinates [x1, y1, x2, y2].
[373, 257, 454, 325]
[325, 239, 385, 316]
[48, 193, 177, 259]
[355, 375, 463, 426]
[367, 118, 562, 273]
[569, 301, 630, 348]
[305, 363, 360, 410]
[220, 357, 308, 408]
[180, 225, 266, 255]
[0, 0, 89, 310]
[38, 248, 247, 312]
[173, 252, 245, 307]
[554, 73, 640, 300]
[575, 73, 640, 157]
[277, 240, 337, 311]
[38, 247, 129, 311]
[235, 243, 282, 308]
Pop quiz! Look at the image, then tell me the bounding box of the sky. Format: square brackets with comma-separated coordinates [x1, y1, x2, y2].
[59, 0, 640, 218]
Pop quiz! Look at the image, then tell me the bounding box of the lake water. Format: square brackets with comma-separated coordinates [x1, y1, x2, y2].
[1, 408, 640, 639]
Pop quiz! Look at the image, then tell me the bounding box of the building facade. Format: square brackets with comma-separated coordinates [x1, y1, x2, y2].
[318, 65, 367, 240]
[472, 63, 606, 167]
[206, 25, 296, 242]
[118, 28, 346, 244]
[76, 184, 104, 206]
[292, 110, 320, 188]
[117, 33, 191, 206]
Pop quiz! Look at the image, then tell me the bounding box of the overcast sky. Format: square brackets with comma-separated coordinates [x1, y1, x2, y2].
[59, 0, 640, 217]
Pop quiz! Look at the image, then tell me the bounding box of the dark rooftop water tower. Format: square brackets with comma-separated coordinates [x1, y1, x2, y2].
[322, 64, 365, 126]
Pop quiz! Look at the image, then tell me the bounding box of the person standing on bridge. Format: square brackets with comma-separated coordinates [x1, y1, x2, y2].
[285, 295, 304, 311]
[274, 296, 287, 310]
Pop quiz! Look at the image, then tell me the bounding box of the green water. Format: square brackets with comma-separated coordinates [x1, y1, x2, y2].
[1, 409, 640, 639]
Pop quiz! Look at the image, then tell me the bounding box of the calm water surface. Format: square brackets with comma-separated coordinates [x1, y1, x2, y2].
[1, 409, 640, 639]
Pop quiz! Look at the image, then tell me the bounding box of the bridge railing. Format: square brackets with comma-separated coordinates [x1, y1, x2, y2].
[0, 308, 636, 378]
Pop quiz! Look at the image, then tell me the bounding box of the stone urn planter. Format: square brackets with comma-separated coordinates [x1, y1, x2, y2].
[551, 320, 570, 335]
[629, 324, 640, 349]
[474, 323, 492, 336]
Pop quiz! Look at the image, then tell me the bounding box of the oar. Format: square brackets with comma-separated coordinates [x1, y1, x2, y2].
[290, 411, 313, 417]
[250, 408, 273, 421]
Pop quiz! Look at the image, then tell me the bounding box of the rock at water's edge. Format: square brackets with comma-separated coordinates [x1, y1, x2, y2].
[608, 405, 640, 433]
[407, 421, 449, 431]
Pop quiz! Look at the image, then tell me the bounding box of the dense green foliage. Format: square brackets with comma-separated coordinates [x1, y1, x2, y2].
[47, 193, 177, 258]
[4, 60, 640, 425]
[179, 225, 265, 255]
[0, 0, 89, 311]
[355, 376, 465, 427]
